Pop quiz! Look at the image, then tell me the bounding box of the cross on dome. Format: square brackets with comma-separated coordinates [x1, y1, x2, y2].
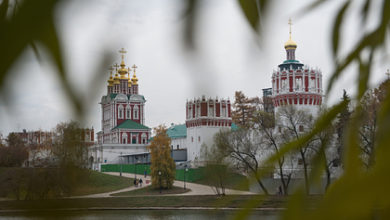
[288, 18, 293, 39]
[113, 63, 119, 71]
[119, 48, 127, 60]
[132, 64, 138, 73]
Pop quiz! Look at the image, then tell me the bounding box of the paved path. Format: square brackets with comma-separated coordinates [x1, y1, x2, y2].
[74, 172, 253, 198]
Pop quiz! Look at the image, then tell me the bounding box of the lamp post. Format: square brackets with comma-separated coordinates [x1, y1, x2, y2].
[120, 152, 122, 177]
[158, 171, 162, 194]
[184, 168, 188, 190]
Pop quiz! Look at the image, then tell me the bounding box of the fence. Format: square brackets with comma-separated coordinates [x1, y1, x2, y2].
[101, 164, 204, 182]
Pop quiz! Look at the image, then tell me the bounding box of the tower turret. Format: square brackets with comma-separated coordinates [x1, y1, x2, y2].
[272, 19, 323, 117]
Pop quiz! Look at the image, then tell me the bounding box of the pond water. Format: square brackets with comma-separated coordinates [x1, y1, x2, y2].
[0, 210, 279, 220]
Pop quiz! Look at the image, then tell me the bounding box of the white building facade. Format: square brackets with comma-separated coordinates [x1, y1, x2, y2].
[185, 96, 232, 164]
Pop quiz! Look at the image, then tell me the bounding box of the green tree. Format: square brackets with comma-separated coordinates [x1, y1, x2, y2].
[148, 125, 176, 190]
[0, 133, 28, 167]
[52, 121, 88, 168]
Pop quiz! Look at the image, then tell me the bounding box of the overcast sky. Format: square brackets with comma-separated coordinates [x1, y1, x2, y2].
[0, 0, 388, 136]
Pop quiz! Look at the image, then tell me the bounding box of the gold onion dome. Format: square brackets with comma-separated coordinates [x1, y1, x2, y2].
[284, 38, 297, 49]
[284, 18, 297, 50]
[128, 68, 132, 87]
[107, 67, 114, 86]
[113, 72, 120, 84]
[131, 64, 138, 85]
[107, 75, 114, 86]
[118, 48, 128, 79]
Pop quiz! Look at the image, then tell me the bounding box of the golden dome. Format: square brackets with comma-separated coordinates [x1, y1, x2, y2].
[285, 18, 297, 49]
[284, 37, 297, 49]
[127, 71, 132, 87]
[131, 64, 138, 85]
[113, 73, 120, 84]
[107, 67, 115, 86]
[107, 75, 114, 86]
[132, 73, 138, 85]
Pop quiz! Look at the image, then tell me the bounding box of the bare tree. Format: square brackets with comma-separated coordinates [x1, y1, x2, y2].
[200, 143, 230, 196]
[214, 129, 269, 195]
[252, 111, 293, 195]
[277, 106, 316, 195]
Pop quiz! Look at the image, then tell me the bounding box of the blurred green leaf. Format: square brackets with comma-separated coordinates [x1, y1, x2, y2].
[361, 0, 370, 25]
[0, 0, 8, 20]
[238, 0, 268, 33]
[331, 0, 350, 58]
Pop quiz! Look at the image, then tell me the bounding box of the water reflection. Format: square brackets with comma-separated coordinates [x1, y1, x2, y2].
[0, 210, 279, 220]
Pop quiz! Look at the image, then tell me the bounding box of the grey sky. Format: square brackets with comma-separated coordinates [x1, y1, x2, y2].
[0, 0, 388, 136]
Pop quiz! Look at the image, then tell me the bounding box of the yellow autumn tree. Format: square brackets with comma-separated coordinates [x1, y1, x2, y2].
[148, 125, 176, 190]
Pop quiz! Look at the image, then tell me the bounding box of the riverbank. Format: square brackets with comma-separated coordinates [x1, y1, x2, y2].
[0, 195, 293, 212]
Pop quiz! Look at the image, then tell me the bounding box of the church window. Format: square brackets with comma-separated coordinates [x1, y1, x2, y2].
[126, 105, 131, 119]
[177, 145, 179, 149]
[118, 105, 124, 119]
[222, 107, 226, 117]
[132, 135, 137, 144]
[209, 105, 214, 116]
[134, 105, 139, 120]
[191, 137, 194, 142]
[141, 133, 147, 144]
[198, 136, 201, 142]
[122, 133, 127, 144]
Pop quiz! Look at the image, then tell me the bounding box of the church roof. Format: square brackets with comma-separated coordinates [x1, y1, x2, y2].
[110, 93, 117, 99]
[167, 124, 187, 139]
[112, 120, 150, 130]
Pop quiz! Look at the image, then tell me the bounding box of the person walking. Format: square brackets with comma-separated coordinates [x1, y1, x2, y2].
[139, 178, 143, 187]
[144, 170, 147, 178]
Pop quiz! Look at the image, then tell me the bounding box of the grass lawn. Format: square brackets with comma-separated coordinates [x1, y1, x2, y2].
[111, 185, 190, 196]
[193, 172, 250, 191]
[70, 171, 133, 196]
[0, 168, 133, 198]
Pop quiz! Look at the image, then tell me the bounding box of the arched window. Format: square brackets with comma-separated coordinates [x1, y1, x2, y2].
[126, 105, 131, 119]
[122, 133, 128, 144]
[133, 105, 139, 120]
[118, 105, 124, 119]
[132, 134, 137, 144]
[141, 133, 147, 144]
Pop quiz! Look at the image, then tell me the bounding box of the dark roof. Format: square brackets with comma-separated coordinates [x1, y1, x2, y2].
[112, 120, 150, 130]
[167, 124, 187, 139]
[110, 93, 117, 99]
[278, 60, 304, 70]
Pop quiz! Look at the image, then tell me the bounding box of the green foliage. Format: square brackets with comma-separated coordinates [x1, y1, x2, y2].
[235, 0, 390, 218]
[0, 133, 28, 167]
[148, 125, 176, 190]
[52, 121, 88, 168]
